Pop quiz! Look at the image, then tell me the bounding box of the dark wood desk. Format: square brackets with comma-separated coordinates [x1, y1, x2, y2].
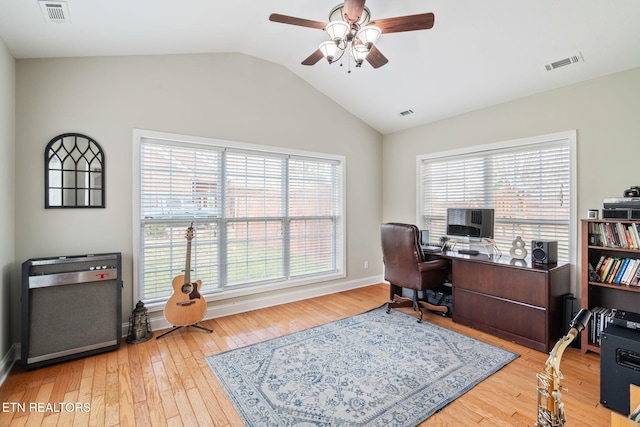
[393, 251, 571, 352]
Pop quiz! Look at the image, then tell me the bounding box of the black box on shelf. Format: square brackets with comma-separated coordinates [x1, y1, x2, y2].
[602, 208, 632, 220]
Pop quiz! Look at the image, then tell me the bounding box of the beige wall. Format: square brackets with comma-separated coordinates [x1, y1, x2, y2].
[9, 47, 640, 358]
[382, 66, 640, 297]
[0, 37, 15, 369]
[14, 53, 384, 337]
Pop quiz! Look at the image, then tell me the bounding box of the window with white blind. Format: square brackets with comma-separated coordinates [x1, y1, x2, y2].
[133, 130, 345, 305]
[417, 131, 576, 262]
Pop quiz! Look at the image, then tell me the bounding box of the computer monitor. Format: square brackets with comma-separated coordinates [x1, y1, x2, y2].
[446, 208, 495, 239]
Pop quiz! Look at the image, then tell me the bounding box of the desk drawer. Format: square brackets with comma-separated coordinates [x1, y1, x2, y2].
[452, 259, 548, 307]
[454, 288, 547, 346]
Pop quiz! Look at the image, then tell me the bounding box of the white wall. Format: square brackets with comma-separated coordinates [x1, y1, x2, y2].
[0, 36, 15, 373]
[382, 66, 640, 298]
[14, 53, 383, 337]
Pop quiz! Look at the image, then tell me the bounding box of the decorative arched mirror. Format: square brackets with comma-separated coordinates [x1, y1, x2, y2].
[45, 133, 105, 208]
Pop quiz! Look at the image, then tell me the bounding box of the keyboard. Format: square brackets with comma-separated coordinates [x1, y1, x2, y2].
[458, 249, 480, 255]
[422, 245, 442, 253]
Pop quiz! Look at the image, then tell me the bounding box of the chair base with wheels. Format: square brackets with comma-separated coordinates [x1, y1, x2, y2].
[386, 289, 449, 323]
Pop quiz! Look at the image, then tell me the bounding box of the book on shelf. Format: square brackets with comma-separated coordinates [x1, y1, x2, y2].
[622, 259, 639, 285]
[633, 225, 640, 248]
[598, 256, 616, 282]
[592, 255, 640, 286]
[590, 221, 640, 249]
[607, 258, 623, 283]
[613, 257, 630, 284]
[588, 306, 615, 345]
[594, 255, 606, 273]
[632, 262, 640, 286]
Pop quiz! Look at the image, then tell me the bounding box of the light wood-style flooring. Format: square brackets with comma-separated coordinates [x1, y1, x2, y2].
[0, 284, 612, 426]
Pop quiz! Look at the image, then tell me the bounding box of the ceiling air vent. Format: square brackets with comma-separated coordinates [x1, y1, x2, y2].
[399, 109, 414, 117]
[38, 1, 70, 24]
[543, 52, 584, 71]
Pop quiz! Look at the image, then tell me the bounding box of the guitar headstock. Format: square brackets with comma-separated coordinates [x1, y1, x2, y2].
[185, 222, 195, 241]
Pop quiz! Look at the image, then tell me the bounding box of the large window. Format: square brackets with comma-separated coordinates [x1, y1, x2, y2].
[417, 131, 576, 262]
[133, 130, 345, 306]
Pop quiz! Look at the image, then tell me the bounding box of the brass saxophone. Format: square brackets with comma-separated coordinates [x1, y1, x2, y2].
[536, 309, 592, 427]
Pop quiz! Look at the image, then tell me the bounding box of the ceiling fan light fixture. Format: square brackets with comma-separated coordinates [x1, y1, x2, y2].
[325, 20, 350, 42]
[270, 3, 435, 71]
[319, 41, 340, 62]
[356, 25, 381, 47]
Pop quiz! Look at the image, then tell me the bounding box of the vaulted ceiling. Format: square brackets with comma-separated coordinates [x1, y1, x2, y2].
[1, 0, 639, 134]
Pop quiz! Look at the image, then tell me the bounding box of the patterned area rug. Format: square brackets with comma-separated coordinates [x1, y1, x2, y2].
[206, 306, 518, 426]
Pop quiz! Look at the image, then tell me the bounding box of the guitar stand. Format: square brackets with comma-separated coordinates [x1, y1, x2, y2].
[156, 323, 213, 339]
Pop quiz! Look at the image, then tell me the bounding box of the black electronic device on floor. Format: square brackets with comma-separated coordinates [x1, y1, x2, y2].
[600, 324, 640, 415]
[423, 283, 453, 317]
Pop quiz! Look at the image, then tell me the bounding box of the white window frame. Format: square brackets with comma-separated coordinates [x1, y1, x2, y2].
[132, 129, 346, 312]
[416, 130, 577, 267]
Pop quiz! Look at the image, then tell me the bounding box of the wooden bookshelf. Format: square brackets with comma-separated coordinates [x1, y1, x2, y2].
[581, 219, 640, 354]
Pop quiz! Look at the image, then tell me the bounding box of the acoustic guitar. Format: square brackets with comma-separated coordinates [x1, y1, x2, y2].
[164, 223, 207, 327]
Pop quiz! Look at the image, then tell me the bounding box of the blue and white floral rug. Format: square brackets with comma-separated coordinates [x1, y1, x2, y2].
[206, 306, 518, 426]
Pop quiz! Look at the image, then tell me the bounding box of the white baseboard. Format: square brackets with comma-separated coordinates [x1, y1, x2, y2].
[0, 343, 19, 387]
[122, 275, 383, 337]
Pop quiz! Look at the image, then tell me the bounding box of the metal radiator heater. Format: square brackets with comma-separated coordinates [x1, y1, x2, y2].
[21, 252, 122, 369]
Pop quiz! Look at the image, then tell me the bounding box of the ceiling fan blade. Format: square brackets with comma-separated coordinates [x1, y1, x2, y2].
[366, 46, 389, 69]
[269, 13, 326, 30]
[302, 49, 324, 66]
[369, 12, 435, 34]
[343, 0, 366, 24]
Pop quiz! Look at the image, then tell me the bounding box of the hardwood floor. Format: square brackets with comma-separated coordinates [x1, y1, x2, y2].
[0, 284, 612, 426]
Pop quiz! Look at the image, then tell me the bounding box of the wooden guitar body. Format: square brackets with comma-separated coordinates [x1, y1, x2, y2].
[164, 275, 206, 327]
[163, 223, 207, 327]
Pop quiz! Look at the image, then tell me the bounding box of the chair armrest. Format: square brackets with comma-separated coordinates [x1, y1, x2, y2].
[418, 258, 449, 272]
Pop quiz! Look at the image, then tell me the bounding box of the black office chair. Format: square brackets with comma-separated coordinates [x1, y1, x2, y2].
[380, 223, 450, 322]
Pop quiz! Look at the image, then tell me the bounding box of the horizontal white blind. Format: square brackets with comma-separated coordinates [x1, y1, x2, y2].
[140, 142, 223, 219]
[138, 136, 344, 302]
[420, 140, 571, 261]
[139, 141, 222, 301]
[288, 157, 341, 276]
[225, 150, 285, 285]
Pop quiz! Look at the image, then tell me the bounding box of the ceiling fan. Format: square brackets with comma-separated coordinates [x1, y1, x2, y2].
[269, 0, 435, 70]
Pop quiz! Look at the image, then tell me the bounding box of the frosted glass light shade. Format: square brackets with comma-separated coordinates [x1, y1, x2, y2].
[326, 21, 350, 41]
[319, 41, 339, 61]
[350, 43, 369, 64]
[356, 25, 381, 46]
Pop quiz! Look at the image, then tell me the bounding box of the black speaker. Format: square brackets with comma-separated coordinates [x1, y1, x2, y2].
[21, 253, 122, 369]
[562, 294, 580, 348]
[601, 325, 640, 415]
[531, 240, 558, 264]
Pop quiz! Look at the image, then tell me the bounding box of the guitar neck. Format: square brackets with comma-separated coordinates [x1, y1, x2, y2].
[184, 239, 192, 283]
